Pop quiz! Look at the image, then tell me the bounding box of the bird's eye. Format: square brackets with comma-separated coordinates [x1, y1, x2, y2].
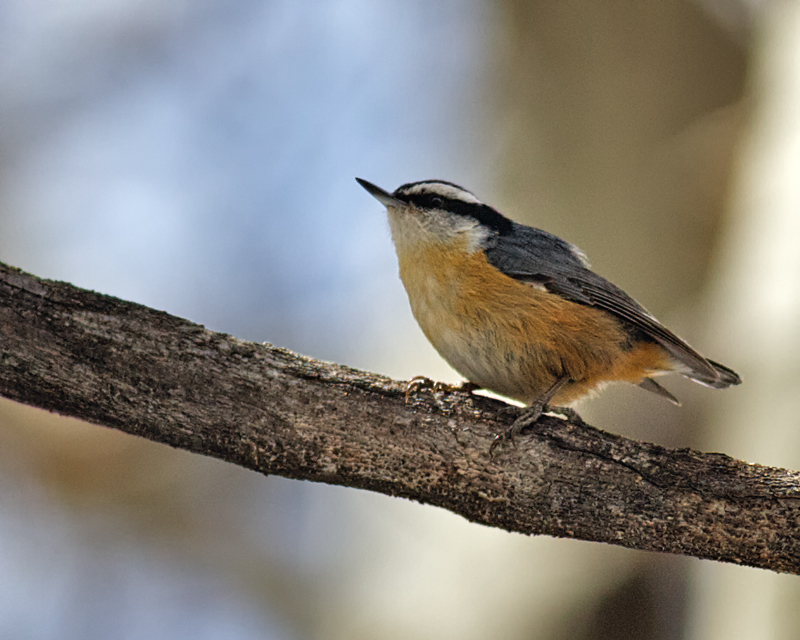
[430, 196, 444, 208]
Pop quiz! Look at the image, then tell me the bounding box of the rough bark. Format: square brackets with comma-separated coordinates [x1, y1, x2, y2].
[1, 260, 798, 573]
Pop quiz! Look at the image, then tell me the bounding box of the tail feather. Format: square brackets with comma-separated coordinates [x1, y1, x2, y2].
[686, 358, 742, 389]
[638, 377, 681, 405]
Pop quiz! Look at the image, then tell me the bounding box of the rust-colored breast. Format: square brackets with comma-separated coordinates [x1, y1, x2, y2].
[397, 239, 672, 405]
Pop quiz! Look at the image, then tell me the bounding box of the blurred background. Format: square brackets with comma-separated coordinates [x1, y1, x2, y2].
[1, 0, 799, 638]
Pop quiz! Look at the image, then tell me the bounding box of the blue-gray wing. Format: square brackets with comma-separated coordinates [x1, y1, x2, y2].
[484, 224, 733, 386]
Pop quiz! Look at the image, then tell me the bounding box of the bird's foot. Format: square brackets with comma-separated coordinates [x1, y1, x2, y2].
[489, 376, 575, 455]
[489, 403, 581, 456]
[490, 401, 545, 455]
[404, 377, 480, 402]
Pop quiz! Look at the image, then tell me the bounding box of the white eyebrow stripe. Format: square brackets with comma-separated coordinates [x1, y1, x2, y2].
[398, 182, 484, 205]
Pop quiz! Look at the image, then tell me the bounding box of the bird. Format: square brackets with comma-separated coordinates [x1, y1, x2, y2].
[356, 177, 740, 444]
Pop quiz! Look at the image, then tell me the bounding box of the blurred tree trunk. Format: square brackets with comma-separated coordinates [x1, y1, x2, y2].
[488, 1, 747, 638]
[688, 2, 800, 638]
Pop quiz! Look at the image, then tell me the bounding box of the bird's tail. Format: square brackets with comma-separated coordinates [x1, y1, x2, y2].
[686, 358, 742, 389]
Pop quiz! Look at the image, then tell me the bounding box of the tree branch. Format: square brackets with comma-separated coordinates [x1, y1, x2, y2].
[1, 261, 799, 573]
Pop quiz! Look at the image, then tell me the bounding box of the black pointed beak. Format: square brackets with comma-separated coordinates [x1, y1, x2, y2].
[356, 178, 402, 207]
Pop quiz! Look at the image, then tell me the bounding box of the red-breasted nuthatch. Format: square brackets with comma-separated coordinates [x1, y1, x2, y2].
[356, 177, 740, 442]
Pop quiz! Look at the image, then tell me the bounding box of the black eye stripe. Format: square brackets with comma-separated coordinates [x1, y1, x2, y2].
[402, 193, 449, 210]
[398, 192, 514, 236]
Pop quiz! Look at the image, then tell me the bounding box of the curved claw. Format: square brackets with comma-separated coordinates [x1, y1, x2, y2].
[489, 375, 573, 455]
[405, 376, 435, 402]
[489, 403, 584, 456]
[404, 377, 480, 402]
[489, 403, 544, 456]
